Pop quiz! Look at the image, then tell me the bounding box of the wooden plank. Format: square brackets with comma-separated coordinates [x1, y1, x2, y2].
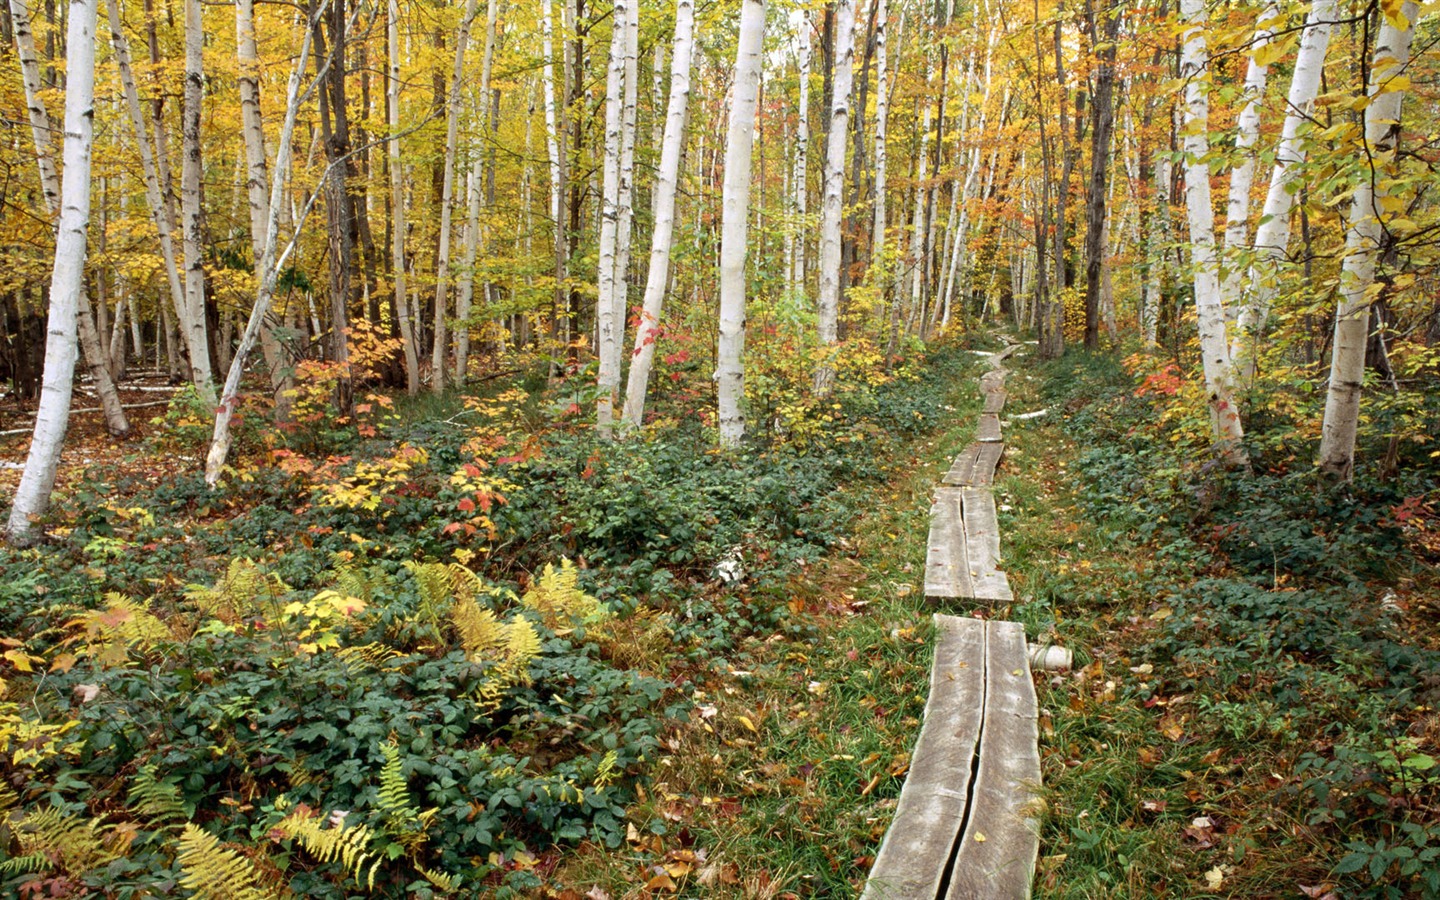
[971, 571, 1013, 603]
[943, 444, 983, 487]
[972, 442, 1004, 486]
[976, 413, 1002, 443]
[983, 390, 1007, 415]
[979, 371, 1006, 394]
[960, 487, 1001, 572]
[924, 488, 972, 599]
[862, 616, 987, 900]
[994, 343, 1021, 363]
[946, 621, 1042, 900]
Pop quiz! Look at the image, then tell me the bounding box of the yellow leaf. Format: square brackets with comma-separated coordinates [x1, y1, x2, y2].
[736, 715, 758, 734]
[3, 649, 34, 672]
[974, 832, 987, 842]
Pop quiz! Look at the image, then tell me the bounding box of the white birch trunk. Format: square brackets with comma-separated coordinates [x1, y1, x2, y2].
[814, 0, 854, 395]
[907, 103, 931, 333]
[389, 0, 420, 394]
[621, 0, 694, 431]
[1231, 0, 1335, 381]
[205, 4, 323, 484]
[1218, 2, 1280, 320]
[1180, 0, 1245, 463]
[456, 0, 497, 384]
[181, 0, 215, 402]
[432, 0, 481, 393]
[870, 0, 889, 274]
[12, 0, 129, 438]
[790, 21, 811, 299]
[716, 0, 765, 447]
[7, 0, 98, 543]
[541, 0, 565, 336]
[1144, 147, 1171, 347]
[594, 0, 629, 436]
[1318, 2, 1416, 480]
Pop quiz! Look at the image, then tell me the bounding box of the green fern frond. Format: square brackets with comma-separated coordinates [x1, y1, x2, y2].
[522, 559, 609, 629]
[0, 854, 50, 877]
[593, 749, 620, 789]
[129, 765, 187, 825]
[187, 559, 290, 624]
[276, 809, 378, 889]
[375, 741, 436, 853]
[14, 806, 117, 875]
[175, 824, 275, 900]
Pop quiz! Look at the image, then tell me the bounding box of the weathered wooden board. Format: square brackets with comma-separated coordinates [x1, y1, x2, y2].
[924, 488, 972, 599]
[943, 445, 983, 487]
[983, 391, 1008, 415]
[974, 442, 1004, 486]
[861, 615, 987, 900]
[976, 413, 1002, 443]
[994, 343, 1021, 363]
[979, 371, 1006, 394]
[961, 487, 1001, 571]
[947, 621, 1042, 900]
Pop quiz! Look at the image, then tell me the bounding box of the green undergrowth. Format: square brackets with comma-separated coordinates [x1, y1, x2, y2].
[1003, 350, 1440, 899]
[0, 339, 983, 897]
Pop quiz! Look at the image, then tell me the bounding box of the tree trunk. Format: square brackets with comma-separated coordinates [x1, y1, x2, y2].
[814, 0, 853, 395]
[1318, 2, 1417, 480]
[1179, 0, 1246, 464]
[8, 0, 98, 544]
[595, 0, 628, 436]
[1082, 0, 1120, 349]
[12, 0, 130, 437]
[388, 0, 420, 394]
[790, 18, 811, 299]
[456, 0, 499, 384]
[1231, 0, 1335, 382]
[181, 0, 216, 402]
[620, 0, 693, 432]
[716, 0, 765, 447]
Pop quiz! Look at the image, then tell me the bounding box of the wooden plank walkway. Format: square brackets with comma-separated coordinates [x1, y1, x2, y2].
[862, 616, 1042, 900]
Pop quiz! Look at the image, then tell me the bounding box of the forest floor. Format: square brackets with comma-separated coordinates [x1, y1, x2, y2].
[1, 341, 1437, 898]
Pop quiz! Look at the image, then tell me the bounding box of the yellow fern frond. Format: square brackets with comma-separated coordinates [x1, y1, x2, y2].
[129, 765, 187, 825]
[64, 594, 173, 667]
[276, 809, 379, 889]
[334, 642, 405, 670]
[187, 559, 290, 624]
[450, 598, 505, 659]
[522, 559, 609, 629]
[419, 866, 457, 890]
[14, 806, 117, 875]
[176, 824, 276, 900]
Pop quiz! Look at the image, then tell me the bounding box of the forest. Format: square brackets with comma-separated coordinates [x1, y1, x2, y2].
[0, 0, 1437, 893]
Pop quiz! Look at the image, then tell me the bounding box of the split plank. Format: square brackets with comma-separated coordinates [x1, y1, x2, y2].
[983, 390, 1007, 414]
[924, 487, 972, 599]
[943, 444, 983, 487]
[861, 616, 987, 900]
[974, 442, 1004, 486]
[976, 413, 1002, 443]
[947, 620, 1042, 899]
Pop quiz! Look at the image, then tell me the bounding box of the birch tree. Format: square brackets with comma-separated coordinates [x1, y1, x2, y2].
[814, 0, 854, 395]
[11, 0, 129, 437]
[1230, 0, 1335, 382]
[595, 0, 629, 436]
[716, 0, 765, 447]
[620, 0, 694, 431]
[7, 0, 99, 544]
[181, 0, 216, 402]
[389, 0, 421, 394]
[1318, 1, 1418, 480]
[456, 0, 501, 384]
[790, 19, 811, 299]
[1179, 0, 1246, 464]
[432, 0, 482, 393]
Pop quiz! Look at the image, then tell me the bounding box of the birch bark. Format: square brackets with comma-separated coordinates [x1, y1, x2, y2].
[181, 0, 216, 402]
[1179, 0, 1246, 463]
[11, 0, 129, 437]
[1230, 0, 1335, 381]
[595, 0, 628, 436]
[1318, 2, 1417, 480]
[388, 0, 421, 394]
[814, 0, 854, 395]
[7, 0, 99, 543]
[716, 0, 765, 447]
[621, 0, 694, 431]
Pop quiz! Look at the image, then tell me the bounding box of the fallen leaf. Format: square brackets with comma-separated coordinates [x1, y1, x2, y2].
[645, 872, 678, 892]
[1204, 866, 1224, 891]
[74, 683, 100, 703]
[736, 715, 758, 734]
[974, 832, 987, 843]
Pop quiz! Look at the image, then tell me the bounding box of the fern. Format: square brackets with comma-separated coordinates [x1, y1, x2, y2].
[334, 642, 405, 670]
[522, 559, 609, 629]
[0, 854, 49, 878]
[64, 594, 173, 667]
[376, 741, 436, 853]
[450, 598, 506, 659]
[187, 558, 290, 624]
[418, 866, 457, 890]
[12, 806, 117, 876]
[175, 824, 277, 900]
[276, 809, 379, 888]
[129, 764, 187, 825]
